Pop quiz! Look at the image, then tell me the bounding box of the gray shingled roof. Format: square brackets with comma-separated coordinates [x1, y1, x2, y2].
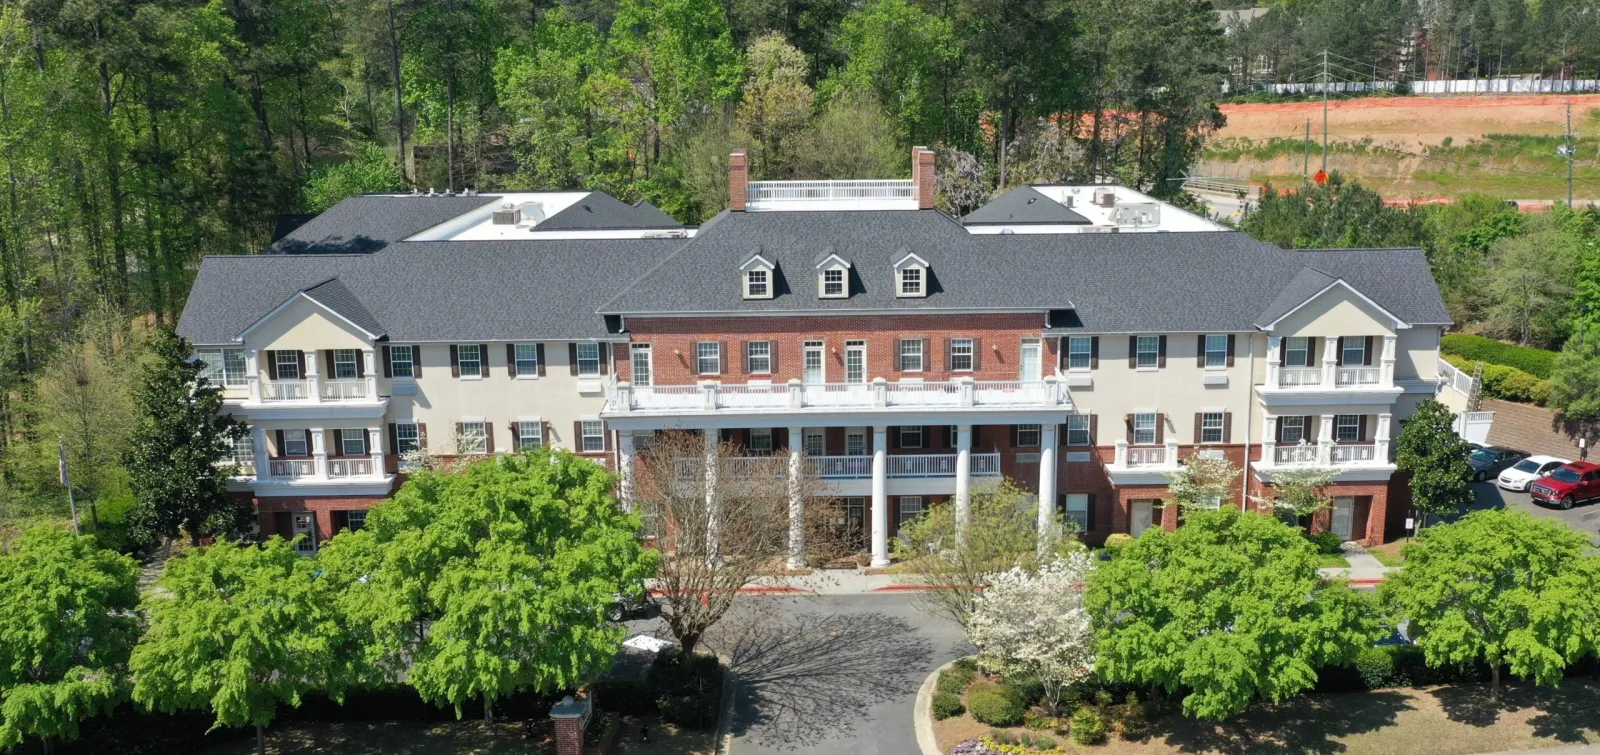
[599, 210, 1451, 331]
[962, 187, 1091, 225]
[179, 239, 681, 344]
[267, 195, 501, 254]
[536, 192, 684, 231]
[300, 278, 385, 337]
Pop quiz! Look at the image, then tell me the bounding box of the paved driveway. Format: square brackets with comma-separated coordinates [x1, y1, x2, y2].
[627, 594, 968, 755]
[1462, 480, 1600, 538]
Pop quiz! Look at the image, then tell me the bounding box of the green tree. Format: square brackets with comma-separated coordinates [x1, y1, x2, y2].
[336, 451, 656, 722]
[131, 538, 350, 755]
[1087, 508, 1384, 720]
[0, 527, 140, 752]
[1548, 329, 1600, 424]
[1253, 467, 1337, 519]
[1165, 454, 1241, 511]
[828, 0, 956, 145]
[788, 95, 904, 180]
[1395, 399, 1474, 525]
[299, 144, 406, 212]
[610, 0, 745, 169]
[124, 328, 250, 546]
[1381, 509, 1600, 701]
[736, 33, 814, 177]
[1240, 175, 1425, 250]
[1482, 213, 1585, 347]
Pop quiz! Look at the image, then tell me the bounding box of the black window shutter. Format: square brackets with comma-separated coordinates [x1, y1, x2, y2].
[274, 430, 285, 457]
[382, 345, 392, 378]
[479, 344, 489, 374]
[1127, 336, 1136, 368]
[484, 423, 495, 454]
[769, 341, 779, 374]
[1193, 413, 1203, 444]
[331, 429, 342, 456]
[509, 421, 520, 451]
[418, 423, 428, 450]
[1158, 336, 1167, 367]
[921, 338, 931, 371]
[1155, 414, 1165, 444]
[890, 428, 900, 450]
[449, 345, 460, 377]
[948, 337, 957, 371]
[295, 351, 306, 378]
[1227, 334, 1236, 367]
[507, 344, 518, 377]
[972, 338, 982, 371]
[356, 350, 366, 377]
[1009, 425, 1019, 447]
[717, 342, 727, 374]
[1223, 412, 1233, 443]
[1125, 415, 1133, 444]
[536, 344, 546, 376]
[568, 343, 579, 376]
[273, 512, 292, 539]
[412, 346, 422, 377]
[599, 344, 610, 375]
[1359, 415, 1369, 441]
[1364, 336, 1375, 366]
[573, 421, 582, 450]
[1336, 337, 1346, 366]
[1307, 338, 1318, 367]
[325, 350, 336, 377]
[387, 423, 398, 453]
[1196, 335, 1206, 367]
[741, 341, 751, 373]
[1086, 493, 1096, 531]
[333, 510, 350, 534]
[601, 422, 610, 452]
[1089, 414, 1098, 445]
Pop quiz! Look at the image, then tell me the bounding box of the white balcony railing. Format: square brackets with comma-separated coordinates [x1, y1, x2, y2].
[811, 456, 873, 478]
[328, 458, 374, 478]
[747, 179, 914, 203]
[971, 453, 1001, 476]
[263, 380, 310, 402]
[611, 378, 1069, 413]
[718, 452, 1008, 480]
[1126, 446, 1166, 467]
[268, 459, 314, 478]
[1331, 444, 1377, 464]
[1274, 443, 1319, 465]
[1278, 368, 1323, 388]
[321, 380, 369, 401]
[1335, 367, 1381, 387]
[887, 454, 960, 477]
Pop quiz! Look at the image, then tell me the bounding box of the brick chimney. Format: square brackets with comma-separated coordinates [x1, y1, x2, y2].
[912, 146, 936, 210]
[729, 149, 749, 211]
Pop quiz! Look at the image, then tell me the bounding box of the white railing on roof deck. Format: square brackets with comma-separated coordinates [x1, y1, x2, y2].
[1126, 446, 1166, 467]
[747, 180, 915, 203]
[811, 456, 873, 478]
[611, 378, 1068, 413]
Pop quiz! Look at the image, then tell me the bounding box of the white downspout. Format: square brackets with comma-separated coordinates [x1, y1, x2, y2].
[1241, 332, 1256, 507]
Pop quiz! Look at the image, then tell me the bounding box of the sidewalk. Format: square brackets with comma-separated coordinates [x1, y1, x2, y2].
[1318, 543, 1397, 586]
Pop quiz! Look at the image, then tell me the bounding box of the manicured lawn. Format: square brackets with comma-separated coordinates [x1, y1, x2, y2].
[936, 680, 1600, 755]
[1316, 553, 1351, 569]
[1369, 541, 1409, 568]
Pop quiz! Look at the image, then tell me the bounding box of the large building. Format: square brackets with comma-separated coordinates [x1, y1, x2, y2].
[177, 148, 1451, 559]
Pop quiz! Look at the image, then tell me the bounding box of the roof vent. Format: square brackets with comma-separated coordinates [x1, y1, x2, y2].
[1062, 195, 1073, 208]
[516, 202, 547, 227]
[1093, 188, 1116, 207]
[1111, 201, 1161, 228]
[492, 203, 521, 225]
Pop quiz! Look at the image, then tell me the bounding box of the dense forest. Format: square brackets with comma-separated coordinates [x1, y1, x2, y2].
[0, 0, 1227, 528]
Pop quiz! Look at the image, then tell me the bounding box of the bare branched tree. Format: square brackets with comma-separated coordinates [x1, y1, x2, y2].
[632, 429, 845, 673]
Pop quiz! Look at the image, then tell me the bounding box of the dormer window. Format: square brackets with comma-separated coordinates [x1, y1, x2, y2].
[813, 250, 852, 299]
[746, 269, 769, 298]
[893, 250, 929, 298]
[740, 253, 776, 300]
[899, 267, 923, 296]
[822, 268, 845, 297]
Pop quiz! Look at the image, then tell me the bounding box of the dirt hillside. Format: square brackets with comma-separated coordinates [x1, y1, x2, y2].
[1216, 95, 1600, 149]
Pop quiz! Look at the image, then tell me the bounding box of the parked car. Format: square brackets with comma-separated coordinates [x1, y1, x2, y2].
[1530, 462, 1600, 510]
[607, 586, 655, 622]
[1496, 455, 1571, 492]
[1468, 446, 1529, 482]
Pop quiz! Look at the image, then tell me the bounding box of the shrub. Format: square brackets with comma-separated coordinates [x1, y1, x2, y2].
[989, 729, 1018, 745]
[938, 662, 979, 695]
[1354, 646, 1396, 689]
[1447, 354, 1553, 405]
[1441, 334, 1556, 378]
[1103, 533, 1136, 552]
[593, 677, 657, 715]
[1304, 530, 1343, 555]
[647, 649, 723, 729]
[1069, 707, 1108, 745]
[1000, 674, 1045, 708]
[1034, 735, 1057, 749]
[932, 691, 965, 720]
[968, 685, 1026, 727]
[1022, 707, 1057, 730]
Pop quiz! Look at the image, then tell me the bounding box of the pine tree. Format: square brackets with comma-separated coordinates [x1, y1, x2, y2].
[124, 328, 250, 546]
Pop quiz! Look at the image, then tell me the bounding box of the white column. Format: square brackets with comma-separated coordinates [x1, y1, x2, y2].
[310, 428, 328, 479]
[304, 349, 322, 403]
[1380, 335, 1398, 387]
[1321, 338, 1338, 387]
[368, 427, 384, 478]
[1262, 414, 1278, 466]
[1037, 423, 1058, 554]
[245, 349, 262, 403]
[787, 426, 805, 570]
[954, 424, 973, 533]
[251, 425, 269, 480]
[870, 425, 889, 567]
[363, 347, 378, 398]
[1375, 413, 1393, 463]
[1266, 336, 1282, 388]
[617, 432, 636, 510]
[704, 431, 720, 565]
[1318, 413, 1335, 465]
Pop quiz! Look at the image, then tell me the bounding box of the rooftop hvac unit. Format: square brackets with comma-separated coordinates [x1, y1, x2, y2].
[1093, 188, 1117, 207]
[516, 202, 547, 227]
[1062, 195, 1074, 208]
[1112, 201, 1161, 228]
[491, 205, 520, 225]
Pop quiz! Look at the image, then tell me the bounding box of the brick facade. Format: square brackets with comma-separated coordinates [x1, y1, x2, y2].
[256, 495, 388, 545]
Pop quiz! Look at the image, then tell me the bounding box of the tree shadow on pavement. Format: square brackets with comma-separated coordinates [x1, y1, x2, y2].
[705, 602, 933, 750]
[1141, 690, 1414, 755]
[1432, 679, 1600, 741]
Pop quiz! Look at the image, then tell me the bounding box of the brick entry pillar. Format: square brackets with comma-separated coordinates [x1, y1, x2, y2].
[550, 695, 590, 755]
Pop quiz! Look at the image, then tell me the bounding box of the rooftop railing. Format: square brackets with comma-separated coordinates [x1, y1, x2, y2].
[747, 180, 914, 203]
[610, 377, 1070, 414]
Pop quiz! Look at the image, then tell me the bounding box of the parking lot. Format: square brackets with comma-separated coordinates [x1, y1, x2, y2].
[1465, 480, 1600, 538]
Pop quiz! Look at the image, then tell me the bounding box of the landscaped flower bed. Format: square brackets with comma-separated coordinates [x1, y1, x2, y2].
[932, 658, 1163, 753]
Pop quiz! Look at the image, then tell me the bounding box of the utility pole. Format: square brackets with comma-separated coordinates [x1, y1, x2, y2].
[58, 440, 78, 535]
[1304, 119, 1311, 184]
[1559, 100, 1575, 207]
[1321, 50, 1330, 174]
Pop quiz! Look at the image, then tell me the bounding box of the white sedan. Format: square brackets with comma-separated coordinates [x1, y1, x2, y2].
[1497, 455, 1571, 492]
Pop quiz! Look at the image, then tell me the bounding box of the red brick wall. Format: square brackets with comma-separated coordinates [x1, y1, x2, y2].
[621, 314, 1057, 385]
[256, 495, 388, 544]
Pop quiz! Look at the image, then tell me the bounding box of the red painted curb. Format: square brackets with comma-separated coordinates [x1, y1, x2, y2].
[737, 586, 814, 595]
[1348, 578, 1386, 586]
[869, 584, 946, 592]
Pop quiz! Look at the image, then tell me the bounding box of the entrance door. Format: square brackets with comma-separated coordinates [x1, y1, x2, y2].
[1020, 338, 1042, 381]
[804, 341, 824, 384]
[292, 513, 318, 554]
[631, 344, 652, 386]
[1130, 500, 1153, 537]
[1331, 497, 1356, 541]
[845, 341, 866, 384]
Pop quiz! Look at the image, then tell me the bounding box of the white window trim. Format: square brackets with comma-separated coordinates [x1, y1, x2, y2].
[518, 417, 544, 448]
[394, 422, 420, 454]
[576, 342, 602, 377]
[1133, 413, 1158, 446]
[1064, 493, 1090, 529]
[819, 266, 848, 298]
[631, 343, 653, 386]
[1067, 336, 1093, 372]
[283, 429, 309, 457]
[845, 428, 868, 456]
[390, 345, 416, 380]
[1200, 412, 1225, 444]
[696, 342, 721, 375]
[803, 429, 825, 457]
[744, 268, 772, 299]
[1135, 336, 1160, 371]
[899, 426, 923, 449]
[333, 349, 360, 379]
[897, 266, 925, 298]
[1066, 415, 1091, 446]
[1204, 334, 1229, 370]
[1284, 337, 1310, 368]
[749, 428, 774, 452]
[1335, 414, 1362, 443]
[514, 344, 541, 380]
[747, 341, 772, 374]
[460, 420, 488, 454]
[950, 338, 974, 372]
[1342, 339, 1367, 366]
[579, 419, 606, 452]
[1016, 424, 1042, 448]
[1281, 415, 1307, 444]
[274, 351, 302, 381]
[457, 344, 484, 381]
[340, 429, 367, 457]
[898, 339, 924, 373]
[898, 496, 924, 525]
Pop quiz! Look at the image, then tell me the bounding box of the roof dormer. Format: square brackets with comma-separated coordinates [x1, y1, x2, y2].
[740, 252, 776, 300]
[893, 250, 929, 298]
[814, 248, 851, 299]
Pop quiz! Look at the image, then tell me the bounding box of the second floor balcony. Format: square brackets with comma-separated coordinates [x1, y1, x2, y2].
[607, 377, 1072, 416]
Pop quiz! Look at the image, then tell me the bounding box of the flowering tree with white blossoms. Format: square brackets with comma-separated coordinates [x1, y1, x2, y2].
[965, 551, 1096, 716]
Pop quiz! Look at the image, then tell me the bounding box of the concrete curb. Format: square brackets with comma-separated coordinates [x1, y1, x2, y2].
[715, 655, 738, 755]
[914, 657, 962, 755]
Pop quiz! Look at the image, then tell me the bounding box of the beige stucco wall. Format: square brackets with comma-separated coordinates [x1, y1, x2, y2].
[1063, 332, 1259, 444]
[244, 297, 373, 353]
[1270, 285, 1398, 338]
[1396, 327, 1443, 381]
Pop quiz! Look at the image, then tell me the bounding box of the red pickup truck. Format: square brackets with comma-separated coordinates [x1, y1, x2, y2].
[1529, 462, 1600, 510]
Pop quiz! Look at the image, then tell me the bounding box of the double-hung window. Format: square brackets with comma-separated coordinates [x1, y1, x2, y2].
[198, 349, 247, 386]
[394, 423, 420, 454]
[340, 430, 366, 456]
[1135, 336, 1160, 369]
[695, 342, 721, 375]
[746, 341, 771, 374]
[898, 339, 924, 372]
[1066, 415, 1091, 446]
[1285, 337, 1310, 367]
[459, 421, 487, 454]
[1204, 335, 1229, 368]
[229, 433, 255, 468]
[1200, 412, 1224, 444]
[1342, 338, 1366, 366]
[899, 426, 923, 449]
[1063, 493, 1089, 530]
[580, 420, 605, 452]
[749, 428, 774, 452]
[1280, 416, 1307, 444]
[1016, 424, 1042, 447]
[518, 421, 543, 449]
[803, 430, 825, 457]
[949, 338, 974, 371]
[347, 511, 368, 532]
[1336, 414, 1362, 442]
[897, 496, 924, 526]
[576, 343, 601, 376]
[1067, 336, 1093, 370]
[390, 345, 415, 378]
[457, 344, 483, 378]
[745, 269, 769, 298]
[845, 429, 867, 456]
[1132, 413, 1158, 445]
[822, 268, 845, 297]
[514, 344, 539, 376]
[899, 267, 923, 296]
[333, 349, 359, 379]
[282, 429, 309, 457]
[274, 351, 301, 380]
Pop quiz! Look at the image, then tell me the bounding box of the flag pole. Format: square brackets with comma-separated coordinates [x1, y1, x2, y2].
[58, 440, 79, 535]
